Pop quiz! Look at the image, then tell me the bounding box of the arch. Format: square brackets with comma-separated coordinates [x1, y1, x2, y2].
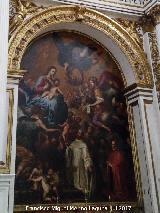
[8, 5, 153, 89]
[7, 6, 160, 213]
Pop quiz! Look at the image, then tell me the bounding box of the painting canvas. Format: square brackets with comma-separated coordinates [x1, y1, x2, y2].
[15, 31, 137, 206]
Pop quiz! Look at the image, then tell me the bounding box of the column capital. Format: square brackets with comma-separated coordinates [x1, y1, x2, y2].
[139, 15, 154, 33]
[124, 84, 153, 105]
[149, 4, 160, 25]
[7, 69, 27, 80]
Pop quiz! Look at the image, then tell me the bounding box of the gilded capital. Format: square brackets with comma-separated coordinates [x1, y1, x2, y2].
[149, 4, 160, 25]
[139, 15, 154, 33]
[116, 18, 143, 47]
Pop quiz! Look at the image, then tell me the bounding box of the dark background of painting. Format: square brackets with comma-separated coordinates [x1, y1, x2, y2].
[21, 31, 123, 98]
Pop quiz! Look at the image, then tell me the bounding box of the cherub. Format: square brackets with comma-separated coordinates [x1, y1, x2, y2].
[58, 111, 75, 146]
[42, 169, 59, 202]
[16, 145, 34, 177]
[29, 164, 43, 191]
[42, 79, 63, 100]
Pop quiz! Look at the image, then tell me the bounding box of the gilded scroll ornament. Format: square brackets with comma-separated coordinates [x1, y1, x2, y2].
[75, 5, 86, 22]
[149, 33, 160, 91]
[139, 15, 154, 33]
[10, 0, 16, 19]
[116, 19, 143, 47]
[10, 0, 43, 34]
[9, 6, 153, 88]
[149, 5, 160, 25]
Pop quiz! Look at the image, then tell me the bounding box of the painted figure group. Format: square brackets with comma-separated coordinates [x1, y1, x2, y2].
[15, 63, 136, 204]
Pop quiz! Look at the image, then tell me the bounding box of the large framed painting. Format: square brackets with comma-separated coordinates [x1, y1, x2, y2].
[15, 31, 138, 211]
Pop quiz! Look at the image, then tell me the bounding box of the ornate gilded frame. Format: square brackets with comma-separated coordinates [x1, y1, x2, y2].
[9, 4, 154, 212]
[9, 5, 153, 88]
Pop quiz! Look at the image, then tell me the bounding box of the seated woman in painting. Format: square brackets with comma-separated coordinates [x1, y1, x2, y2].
[34, 66, 57, 96]
[28, 78, 68, 125]
[18, 66, 57, 107]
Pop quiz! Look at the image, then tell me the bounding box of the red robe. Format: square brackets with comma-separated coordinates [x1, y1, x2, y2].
[35, 76, 49, 95]
[108, 150, 129, 201]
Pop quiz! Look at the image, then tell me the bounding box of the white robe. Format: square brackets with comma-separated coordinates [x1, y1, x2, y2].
[66, 139, 92, 193]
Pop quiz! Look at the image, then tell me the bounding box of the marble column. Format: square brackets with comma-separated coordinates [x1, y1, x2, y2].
[0, 1, 13, 213]
[141, 17, 160, 213]
[0, 0, 9, 164]
[0, 73, 23, 213]
[125, 86, 160, 213]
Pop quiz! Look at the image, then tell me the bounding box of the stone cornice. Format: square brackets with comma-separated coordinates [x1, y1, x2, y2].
[36, 0, 158, 16]
[9, 0, 160, 19]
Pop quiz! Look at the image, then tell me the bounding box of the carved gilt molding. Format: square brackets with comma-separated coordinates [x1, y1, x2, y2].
[149, 32, 160, 91]
[8, 5, 153, 88]
[149, 4, 160, 25]
[9, 0, 44, 35]
[139, 15, 154, 33]
[115, 18, 143, 48]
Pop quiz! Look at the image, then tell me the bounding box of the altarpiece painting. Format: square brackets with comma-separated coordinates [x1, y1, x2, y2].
[15, 31, 137, 207]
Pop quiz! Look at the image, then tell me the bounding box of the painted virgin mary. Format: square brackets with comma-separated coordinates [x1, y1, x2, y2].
[28, 79, 68, 125]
